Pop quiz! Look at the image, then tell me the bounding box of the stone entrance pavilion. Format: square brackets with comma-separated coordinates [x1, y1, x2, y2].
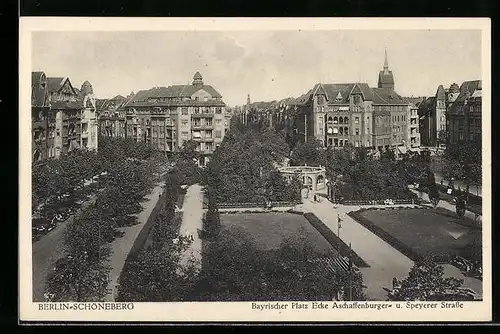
[278, 165, 326, 192]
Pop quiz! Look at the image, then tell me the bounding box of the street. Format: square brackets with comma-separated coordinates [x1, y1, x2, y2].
[32, 195, 98, 302]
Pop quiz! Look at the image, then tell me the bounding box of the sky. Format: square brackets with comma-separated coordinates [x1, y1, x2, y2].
[32, 30, 482, 107]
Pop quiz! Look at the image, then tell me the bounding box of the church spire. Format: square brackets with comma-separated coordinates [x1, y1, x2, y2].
[378, 47, 394, 90]
[383, 47, 389, 71]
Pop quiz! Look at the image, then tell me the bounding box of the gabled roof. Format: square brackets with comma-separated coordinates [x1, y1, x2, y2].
[452, 80, 482, 106]
[436, 85, 446, 100]
[403, 96, 425, 107]
[372, 88, 407, 105]
[46, 77, 66, 93]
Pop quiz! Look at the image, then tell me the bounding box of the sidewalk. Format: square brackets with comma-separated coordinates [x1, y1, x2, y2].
[104, 182, 164, 301]
[409, 188, 482, 224]
[433, 173, 482, 198]
[178, 184, 204, 273]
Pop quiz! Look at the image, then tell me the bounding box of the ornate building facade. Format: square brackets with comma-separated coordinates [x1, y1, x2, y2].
[31, 72, 51, 162]
[31, 72, 99, 161]
[447, 80, 482, 145]
[97, 94, 129, 138]
[122, 72, 231, 166]
[291, 51, 412, 152]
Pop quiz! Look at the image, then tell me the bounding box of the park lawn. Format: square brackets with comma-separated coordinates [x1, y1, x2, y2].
[356, 208, 481, 263]
[220, 213, 338, 256]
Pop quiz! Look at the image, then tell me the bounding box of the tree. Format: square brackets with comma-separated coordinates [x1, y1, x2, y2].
[203, 187, 221, 238]
[426, 172, 440, 207]
[45, 251, 111, 302]
[116, 236, 196, 302]
[290, 137, 324, 166]
[193, 226, 365, 301]
[388, 258, 464, 301]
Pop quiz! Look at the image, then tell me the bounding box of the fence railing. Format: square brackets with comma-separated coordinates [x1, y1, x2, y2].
[203, 200, 302, 209]
[332, 198, 422, 206]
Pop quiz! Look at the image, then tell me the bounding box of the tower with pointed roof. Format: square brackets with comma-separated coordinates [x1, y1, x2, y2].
[377, 48, 395, 90]
[192, 71, 204, 87]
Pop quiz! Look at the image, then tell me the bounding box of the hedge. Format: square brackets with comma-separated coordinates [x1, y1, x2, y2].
[348, 209, 423, 263]
[303, 212, 369, 268]
[126, 186, 169, 259]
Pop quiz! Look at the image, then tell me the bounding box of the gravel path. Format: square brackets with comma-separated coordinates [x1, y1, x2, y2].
[178, 184, 204, 273]
[104, 182, 164, 301]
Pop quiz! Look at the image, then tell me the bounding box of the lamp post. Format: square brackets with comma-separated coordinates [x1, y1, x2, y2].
[337, 213, 342, 253]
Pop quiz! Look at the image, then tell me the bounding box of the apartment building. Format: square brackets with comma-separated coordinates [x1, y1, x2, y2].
[122, 72, 230, 166]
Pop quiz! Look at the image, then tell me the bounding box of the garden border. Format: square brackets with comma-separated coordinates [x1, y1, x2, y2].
[302, 212, 369, 268]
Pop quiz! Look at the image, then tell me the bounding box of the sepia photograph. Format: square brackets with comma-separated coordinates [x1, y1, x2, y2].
[19, 17, 491, 322]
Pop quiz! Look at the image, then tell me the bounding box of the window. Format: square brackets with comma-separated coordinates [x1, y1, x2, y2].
[181, 131, 189, 138]
[182, 107, 188, 115]
[344, 117, 349, 124]
[182, 119, 188, 126]
[327, 127, 333, 134]
[333, 127, 339, 134]
[215, 130, 222, 138]
[344, 127, 348, 135]
[317, 95, 324, 104]
[224, 120, 228, 127]
[216, 107, 222, 114]
[205, 130, 212, 138]
[216, 119, 222, 125]
[194, 107, 200, 114]
[339, 127, 343, 135]
[205, 118, 212, 126]
[339, 117, 344, 124]
[328, 116, 333, 123]
[192, 119, 201, 127]
[319, 128, 323, 134]
[355, 117, 359, 124]
[192, 131, 201, 138]
[333, 117, 338, 124]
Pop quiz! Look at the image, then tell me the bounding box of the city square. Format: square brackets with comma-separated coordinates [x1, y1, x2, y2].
[28, 28, 484, 305]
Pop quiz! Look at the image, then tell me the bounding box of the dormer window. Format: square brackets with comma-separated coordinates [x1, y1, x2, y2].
[335, 92, 342, 101]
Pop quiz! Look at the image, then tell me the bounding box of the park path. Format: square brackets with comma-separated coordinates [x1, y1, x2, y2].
[298, 197, 415, 300]
[32, 195, 98, 302]
[178, 184, 204, 273]
[104, 182, 164, 301]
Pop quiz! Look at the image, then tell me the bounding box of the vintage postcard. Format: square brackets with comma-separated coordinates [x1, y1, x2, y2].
[19, 17, 491, 322]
